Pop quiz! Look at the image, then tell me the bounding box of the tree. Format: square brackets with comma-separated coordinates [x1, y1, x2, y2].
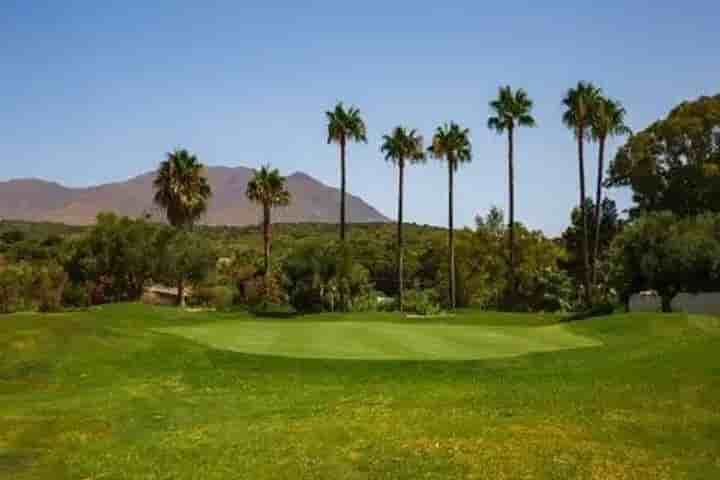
[608, 94, 720, 218]
[562, 198, 621, 301]
[381, 127, 425, 312]
[488, 86, 536, 299]
[156, 230, 216, 304]
[562, 81, 602, 305]
[326, 102, 367, 243]
[590, 96, 630, 284]
[65, 213, 163, 303]
[608, 212, 720, 311]
[153, 148, 212, 306]
[246, 165, 291, 283]
[428, 122, 472, 309]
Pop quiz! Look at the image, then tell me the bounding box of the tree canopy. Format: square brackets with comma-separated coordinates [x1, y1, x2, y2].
[608, 94, 720, 217]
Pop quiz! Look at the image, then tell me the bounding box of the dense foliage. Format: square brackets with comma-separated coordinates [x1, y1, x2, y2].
[609, 212, 720, 311]
[608, 94, 720, 218]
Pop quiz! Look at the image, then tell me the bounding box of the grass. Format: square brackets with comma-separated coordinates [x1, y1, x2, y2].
[1, 304, 719, 479]
[155, 317, 601, 360]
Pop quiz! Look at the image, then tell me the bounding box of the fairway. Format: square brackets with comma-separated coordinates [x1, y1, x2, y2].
[156, 320, 601, 360]
[3, 304, 720, 479]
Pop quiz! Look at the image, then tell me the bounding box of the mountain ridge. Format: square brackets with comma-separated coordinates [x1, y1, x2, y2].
[0, 166, 390, 226]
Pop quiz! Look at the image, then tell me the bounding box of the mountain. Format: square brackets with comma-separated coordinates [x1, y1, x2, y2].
[0, 167, 390, 225]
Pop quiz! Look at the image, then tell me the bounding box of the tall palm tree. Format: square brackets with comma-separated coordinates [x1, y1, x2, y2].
[562, 81, 602, 306]
[381, 127, 425, 312]
[488, 86, 536, 299]
[246, 165, 291, 280]
[326, 102, 367, 243]
[590, 97, 631, 284]
[153, 148, 212, 306]
[428, 123, 472, 309]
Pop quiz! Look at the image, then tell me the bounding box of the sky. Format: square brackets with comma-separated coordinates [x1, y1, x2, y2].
[1, 1, 718, 235]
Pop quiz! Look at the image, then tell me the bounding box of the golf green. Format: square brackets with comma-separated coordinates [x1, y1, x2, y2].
[156, 320, 602, 360]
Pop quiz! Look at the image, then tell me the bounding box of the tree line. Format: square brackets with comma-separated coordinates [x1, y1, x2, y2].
[2, 92, 719, 315]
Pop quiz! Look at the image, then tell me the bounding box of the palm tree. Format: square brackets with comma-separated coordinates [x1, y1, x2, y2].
[246, 165, 291, 281]
[590, 97, 630, 285]
[326, 102, 367, 243]
[153, 148, 212, 306]
[428, 123, 472, 309]
[381, 127, 425, 312]
[562, 81, 602, 306]
[488, 86, 536, 300]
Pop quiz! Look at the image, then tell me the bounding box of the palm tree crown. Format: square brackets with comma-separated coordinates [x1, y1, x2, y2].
[591, 97, 631, 141]
[153, 148, 212, 229]
[428, 122, 472, 168]
[488, 86, 536, 133]
[381, 127, 426, 166]
[562, 81, 603, 136]
[326, 103, 367, 145]
[246, 165, 291, 209]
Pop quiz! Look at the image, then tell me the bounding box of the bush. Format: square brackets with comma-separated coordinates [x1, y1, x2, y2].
[566, 302, 615, 322]
[62, 282, 90, 308]
[404, 289, 442, 315]
[0, 263, 32, 313]
[190, 285, 235, 310]
[34, 263, 67, 312]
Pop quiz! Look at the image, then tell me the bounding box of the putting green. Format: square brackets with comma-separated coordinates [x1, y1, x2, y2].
[156, 320, 601, 360]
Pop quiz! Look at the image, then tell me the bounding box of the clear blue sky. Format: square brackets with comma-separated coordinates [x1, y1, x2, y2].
[2, 1, 718, 235]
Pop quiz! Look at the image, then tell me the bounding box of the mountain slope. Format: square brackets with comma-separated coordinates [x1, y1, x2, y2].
[0, 167, 389, 225]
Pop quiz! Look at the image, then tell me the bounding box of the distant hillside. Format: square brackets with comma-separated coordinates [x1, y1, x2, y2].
[0, 167, 389, 226]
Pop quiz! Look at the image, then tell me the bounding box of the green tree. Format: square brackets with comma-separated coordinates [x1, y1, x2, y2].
[608, 212, 720, 311]
[562, 81, 602, 305]
[488, 86, 536, 298]
[381, 127, 425, 312]
[65, 213, 162, 303]
[590, 96, 630, 284]
[245, 165, 291, 282]
[428, 122, 472, 309]
[153, 148, 212, 306]
[156, 231, 216, 303]
[326, 102, 367, 243]
[562, 198, 621, 302]
[608, 94, 720, 218]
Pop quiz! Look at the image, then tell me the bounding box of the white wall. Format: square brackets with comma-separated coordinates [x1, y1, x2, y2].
[629, 291, 720, 315]
[629, 293, 661, 312]
[671, 292, 720, 315]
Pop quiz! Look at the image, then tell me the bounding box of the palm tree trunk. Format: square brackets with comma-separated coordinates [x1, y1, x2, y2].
[397, 159, 405, 313]
[448, 159, 456, 310]
[177, 277, 185, 308]
[263, 204, 271, 280]
[578, 128, 592, 306]
[592, 136, 606, 288]
[340, 136, 347, 243]
[508, 128, 516, 301]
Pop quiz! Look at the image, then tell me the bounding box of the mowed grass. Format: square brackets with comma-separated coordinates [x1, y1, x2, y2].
[156, 318, 601, 360]
[0, 304, 718, 479]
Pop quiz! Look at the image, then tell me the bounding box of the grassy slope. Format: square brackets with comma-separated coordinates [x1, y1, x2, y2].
[1, 304, 719, 479]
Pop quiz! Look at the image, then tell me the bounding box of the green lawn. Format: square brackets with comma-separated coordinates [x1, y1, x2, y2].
[156, 318, 600, 360]
[1, 304, 719, 479]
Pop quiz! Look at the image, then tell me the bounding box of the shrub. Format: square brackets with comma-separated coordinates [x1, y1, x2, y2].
[62, 282, 90, 308]
[0, 263, 32, 313]
[34, 263, 68, 312]
[404, 289, 442, 316]
[190, 285, 235, 310]
[566, 302, 615, 322]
